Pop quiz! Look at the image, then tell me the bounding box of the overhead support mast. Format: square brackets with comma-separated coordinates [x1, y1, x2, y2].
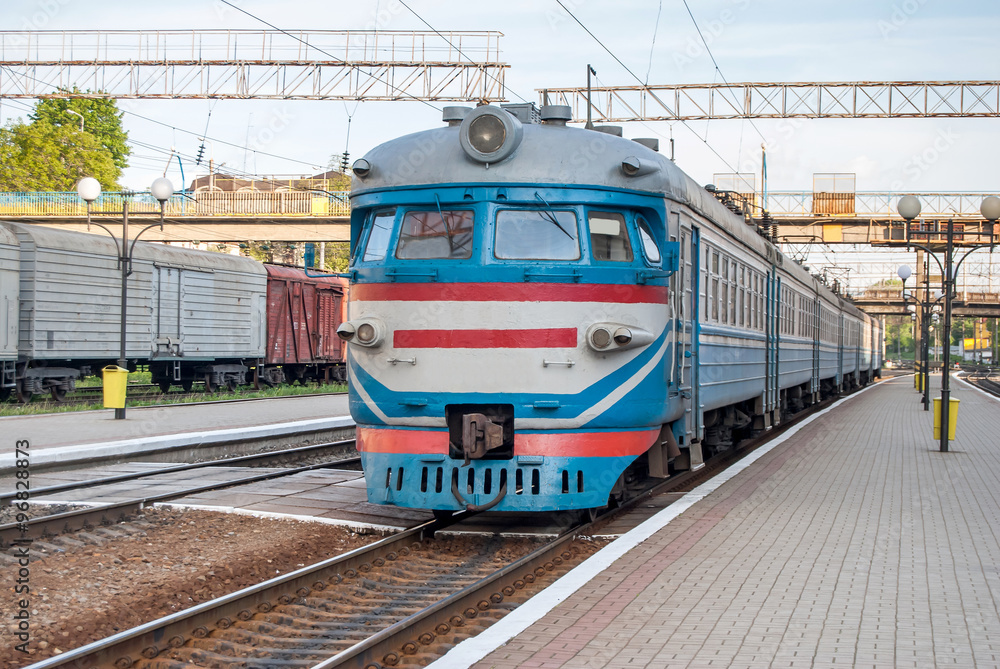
[539, 81, 1000, 122]
[0, 30, 507, 101]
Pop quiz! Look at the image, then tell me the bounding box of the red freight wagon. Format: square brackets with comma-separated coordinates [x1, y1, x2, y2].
[255, 265, 348, 386]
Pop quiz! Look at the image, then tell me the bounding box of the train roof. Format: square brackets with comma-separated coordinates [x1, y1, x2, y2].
[0, 222, 265, 275]
[353, 106, 862, 318]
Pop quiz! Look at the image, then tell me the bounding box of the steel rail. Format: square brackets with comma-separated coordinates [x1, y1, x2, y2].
[0, 454, 360, 549]
[18, 519, 457, 669]
[0, 438, 357, 507]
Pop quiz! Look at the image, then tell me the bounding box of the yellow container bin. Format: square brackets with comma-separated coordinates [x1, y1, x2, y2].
[102, 365, 129, 409]
[932, 397, 960, 440]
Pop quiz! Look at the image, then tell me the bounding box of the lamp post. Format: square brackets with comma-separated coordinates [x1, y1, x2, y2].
[77, 177, 174, 419]
[896, 195, 1000, 451]
[897, 264, 940, 411]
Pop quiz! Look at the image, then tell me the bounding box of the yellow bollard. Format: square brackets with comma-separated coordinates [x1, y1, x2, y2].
[932, 397, 960, 440]
[102, 365, 129, 409]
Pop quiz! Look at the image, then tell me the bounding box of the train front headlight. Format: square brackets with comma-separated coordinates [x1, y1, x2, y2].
[337, 323, 356, 341]
[357, 323, 377, 344]
[338, 319, 385, 347]
[587, 323, 654, 352]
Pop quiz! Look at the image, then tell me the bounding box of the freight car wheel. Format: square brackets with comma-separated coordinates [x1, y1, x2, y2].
[203, 374, 218, 393]
[182, 379, 193, 392]
[0, 387, 10, 401]
[158, 381, 172, 393]
[49, 387, 67, 402]
[15, 381, 32, 404]
[226, 378, 238, 392]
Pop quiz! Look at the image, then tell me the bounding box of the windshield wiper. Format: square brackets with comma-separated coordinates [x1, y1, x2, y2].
[534, 192, 574, 240]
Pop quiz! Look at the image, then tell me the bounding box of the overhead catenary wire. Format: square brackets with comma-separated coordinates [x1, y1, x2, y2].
[397, 0, 523, 104]
[552, 0, 741, 174]
[217, 0, 443, 113]
[0, 67, 326, 170]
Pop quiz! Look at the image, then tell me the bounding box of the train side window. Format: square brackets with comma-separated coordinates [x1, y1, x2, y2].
[636, 216, 661, 264]
[494, 209, 580, 260]
[362, 210, 396, 262]
[588, 212, 633, 262]
[396, 210, 474, 259]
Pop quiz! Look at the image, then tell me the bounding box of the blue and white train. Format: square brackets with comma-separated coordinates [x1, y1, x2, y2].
[336, 104, 882, 514]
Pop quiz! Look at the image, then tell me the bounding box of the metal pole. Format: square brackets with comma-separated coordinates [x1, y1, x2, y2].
[939, 219, 954, 452]
[585, 64, 595, 130]
[116, 200, 129, 420]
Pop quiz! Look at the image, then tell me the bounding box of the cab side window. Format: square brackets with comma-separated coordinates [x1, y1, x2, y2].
[362, 210, 396, 262]
[636, 216, 661, 264]
[588, 212, 633, 262]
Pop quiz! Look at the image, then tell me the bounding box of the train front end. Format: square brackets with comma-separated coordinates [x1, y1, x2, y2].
[344, 105, 684, 513]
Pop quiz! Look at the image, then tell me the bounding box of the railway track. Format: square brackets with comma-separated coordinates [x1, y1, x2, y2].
[0, 439, 361, 551]
[967, 371, 1000, 397]
[1, 387, 347, 410]
[17, 382, 875, 669]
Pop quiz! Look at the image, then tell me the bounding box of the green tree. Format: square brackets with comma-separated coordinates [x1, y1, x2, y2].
[30, 93, 131, 172]
[0, 119, 118, 191]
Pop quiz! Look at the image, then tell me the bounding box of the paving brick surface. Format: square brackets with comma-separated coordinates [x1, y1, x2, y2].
[473, 376, 1000, 668]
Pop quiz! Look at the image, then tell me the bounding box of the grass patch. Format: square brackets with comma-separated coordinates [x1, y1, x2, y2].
[0, 382, 347, 417]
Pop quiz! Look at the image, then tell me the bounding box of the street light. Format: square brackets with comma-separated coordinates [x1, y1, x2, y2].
[897, 264, 942, 411]
[77, 177, 174, 419]
[896, 195, 1000, 452]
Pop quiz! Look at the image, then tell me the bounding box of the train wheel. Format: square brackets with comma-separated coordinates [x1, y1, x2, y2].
[225, 378, 238, 392]
[49, 386, 67, 402]
[0, 386, 10, 402]
[181, 379, 193, 392]
[158, 381, 172, 393]
[203, 374, 218, 393]
[15, 381, 32, 404]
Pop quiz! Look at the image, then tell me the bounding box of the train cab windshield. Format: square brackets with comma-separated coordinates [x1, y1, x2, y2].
[494, 209, 579, 260]
[355, 205, 662, 268]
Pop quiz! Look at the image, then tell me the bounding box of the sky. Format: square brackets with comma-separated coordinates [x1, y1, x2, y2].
[1, 0, 999, 291]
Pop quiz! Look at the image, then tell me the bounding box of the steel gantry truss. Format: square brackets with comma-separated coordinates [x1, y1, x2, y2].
[0, 30, 507, 101]
[540, 81, 1000, 122]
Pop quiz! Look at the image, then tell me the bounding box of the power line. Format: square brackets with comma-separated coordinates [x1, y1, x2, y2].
[397, 0, 522, 104]
[553, 0, 740, 173]
[0, 66, 328, 170]
[680, 0, 766, 144]
[217, 0, 443, 112]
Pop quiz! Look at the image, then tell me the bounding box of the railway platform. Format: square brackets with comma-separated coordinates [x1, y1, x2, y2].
[0, 394, 352, 473]
[432, 374, 1000, 668]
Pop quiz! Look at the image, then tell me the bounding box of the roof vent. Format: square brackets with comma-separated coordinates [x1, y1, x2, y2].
[540, 105, 572, 126]
[633, 138, 659, 152]
[593, 125, 622, 137]
[443, 106, 471, 126]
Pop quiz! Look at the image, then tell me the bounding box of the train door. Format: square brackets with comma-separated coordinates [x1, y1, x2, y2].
[153, 265, 182, 356]
[765, 270, 780, 421]
[812, 297, 820, 400]
[678, 221, 700, 442]
[837, 313, 845, 389]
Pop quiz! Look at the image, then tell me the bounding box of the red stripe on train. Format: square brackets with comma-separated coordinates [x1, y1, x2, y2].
[393, 328, 577, 349]
[357, 427, 658, 458]
[351, 282, 668, 304]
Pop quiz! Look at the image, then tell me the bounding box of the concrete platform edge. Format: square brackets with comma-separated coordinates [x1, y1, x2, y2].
[0, 416, 355, 473]
[154, 502, 402, 535]
[426, 384, 881, 669]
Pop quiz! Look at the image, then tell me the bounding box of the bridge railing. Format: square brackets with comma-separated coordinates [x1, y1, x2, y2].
[0, 191, 352, 217]
[766, 191, 1000, 217]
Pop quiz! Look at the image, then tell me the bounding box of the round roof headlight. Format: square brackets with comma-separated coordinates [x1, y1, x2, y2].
[459, 105, 523, 164]
[468, 114, 506, 154]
